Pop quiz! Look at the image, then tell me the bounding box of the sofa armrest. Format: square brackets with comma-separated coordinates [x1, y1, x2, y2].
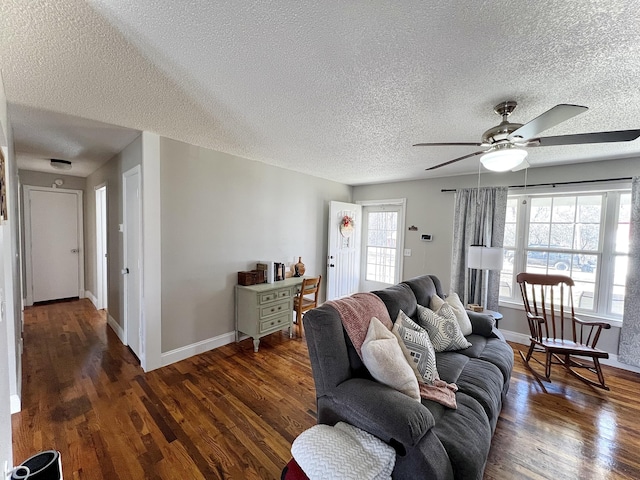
[328, 378, 435, 449]
[467, 311, 495, 337]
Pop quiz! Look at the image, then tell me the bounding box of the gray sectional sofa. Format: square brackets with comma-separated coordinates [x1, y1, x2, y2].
[303, 274, 514, 480]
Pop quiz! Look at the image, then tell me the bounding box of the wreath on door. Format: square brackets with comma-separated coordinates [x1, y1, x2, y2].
[340, 215, 354, 237]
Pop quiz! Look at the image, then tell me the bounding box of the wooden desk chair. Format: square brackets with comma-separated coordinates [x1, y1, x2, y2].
[293, 276, 322, 330]
[517, 272, 611, 391]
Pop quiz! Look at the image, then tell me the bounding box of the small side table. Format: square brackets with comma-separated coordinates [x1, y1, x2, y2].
[480, 309, 502, 328]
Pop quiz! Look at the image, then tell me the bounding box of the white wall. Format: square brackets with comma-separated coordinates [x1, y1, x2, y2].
[159, 137, 351, 353]
[85, 135, 142, 331]
[0, 72, 16, 469]
[353, 156, 640, 361]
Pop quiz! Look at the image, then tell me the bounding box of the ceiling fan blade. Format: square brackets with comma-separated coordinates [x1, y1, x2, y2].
[413, 142, 483, 147]
[508, 104, 588, 141]
[425, 150, 486, 170]
[534, 129, 640, 146]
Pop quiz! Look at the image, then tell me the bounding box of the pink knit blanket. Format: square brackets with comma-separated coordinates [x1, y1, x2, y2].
[326, 293, 392, 360]
[327, 293, 458, 409]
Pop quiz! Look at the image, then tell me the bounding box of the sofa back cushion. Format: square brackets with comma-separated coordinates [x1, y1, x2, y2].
[403, 275, 443, 308]
[372, 283, 418, 322]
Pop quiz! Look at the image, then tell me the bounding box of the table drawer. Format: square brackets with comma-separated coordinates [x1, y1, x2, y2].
[259, 314, 290, 333]
[258, 287, 291, 304]
[259, 299, 290, 318]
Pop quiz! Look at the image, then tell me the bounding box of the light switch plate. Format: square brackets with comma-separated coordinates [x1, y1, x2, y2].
[404, 249, 411, 257]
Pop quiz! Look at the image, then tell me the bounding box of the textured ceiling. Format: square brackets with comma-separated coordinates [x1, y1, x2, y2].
[1, 1, 640, 184]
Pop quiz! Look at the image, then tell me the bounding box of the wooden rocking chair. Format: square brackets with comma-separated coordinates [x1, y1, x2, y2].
[516, 272, 611, 391]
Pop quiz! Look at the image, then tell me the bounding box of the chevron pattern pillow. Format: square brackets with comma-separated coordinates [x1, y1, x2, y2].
[417, 303, 472, 352]
[392, 310, 439, 385]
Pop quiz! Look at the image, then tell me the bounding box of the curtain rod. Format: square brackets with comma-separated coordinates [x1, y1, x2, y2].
[440, 176, 633, 192]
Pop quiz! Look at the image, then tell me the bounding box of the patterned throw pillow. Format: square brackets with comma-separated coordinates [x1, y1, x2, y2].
[361, 317, 421, 401]
[417, 303, 472, 352]
[392, 310, 439, 385]
[430, 293, 473, 336]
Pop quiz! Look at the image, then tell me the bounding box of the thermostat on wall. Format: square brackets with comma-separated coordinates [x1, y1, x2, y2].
[421, 234, 433, 242]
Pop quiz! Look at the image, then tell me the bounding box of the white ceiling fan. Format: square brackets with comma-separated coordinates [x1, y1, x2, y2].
[414, 101, 640, 172]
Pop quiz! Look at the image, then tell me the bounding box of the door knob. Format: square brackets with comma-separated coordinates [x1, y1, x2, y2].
[71, 249, 79, 253]
[329, 264, 335, 267]
[122, 268, 129, 275]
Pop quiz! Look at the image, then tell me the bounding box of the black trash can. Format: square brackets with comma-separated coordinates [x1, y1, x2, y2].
[11, 450, 62, 480]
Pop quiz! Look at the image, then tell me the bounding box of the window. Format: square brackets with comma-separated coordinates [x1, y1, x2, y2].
[364, 210, 398, 284]
[500, 188, 631, 319]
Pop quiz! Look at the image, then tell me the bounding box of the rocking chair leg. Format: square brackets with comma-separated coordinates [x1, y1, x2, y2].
[518, 348, 548, 394]
[525, 342, 536, 362]
[593, 358, 608, 390]
[545, 351, 552, 380]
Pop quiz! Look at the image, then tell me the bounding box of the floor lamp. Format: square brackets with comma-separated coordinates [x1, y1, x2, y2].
[467, 246, 504, 309]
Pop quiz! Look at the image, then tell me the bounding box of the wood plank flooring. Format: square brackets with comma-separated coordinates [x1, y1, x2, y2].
[12, 299, 640, 479]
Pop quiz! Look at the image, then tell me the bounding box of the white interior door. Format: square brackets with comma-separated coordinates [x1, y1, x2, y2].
[95, 185, 107, 310]
[123, 167, 142, 360]
[27, 189, 81, 303]
[326, 201, 362, 301]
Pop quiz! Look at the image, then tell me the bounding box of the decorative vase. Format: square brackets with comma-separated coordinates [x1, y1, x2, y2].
[294, 257, 306, 277]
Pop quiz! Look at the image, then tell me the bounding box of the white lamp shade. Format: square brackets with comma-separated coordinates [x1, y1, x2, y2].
[480, 148, 528, 172]
[467, 246, 504, 270]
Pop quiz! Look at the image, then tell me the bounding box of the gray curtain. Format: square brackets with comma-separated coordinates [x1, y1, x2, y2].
[451, 186, 508, 310]
[619, 176, 640, 367]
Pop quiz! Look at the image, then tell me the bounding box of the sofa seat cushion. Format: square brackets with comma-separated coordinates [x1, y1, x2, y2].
[454, 359, 504, 430]
[431, 392, 492, 480]
[434, 351, 469, 385]
[456, 335, 514, 385]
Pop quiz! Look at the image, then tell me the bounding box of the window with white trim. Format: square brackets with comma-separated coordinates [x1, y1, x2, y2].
[499, 188, 631, 319]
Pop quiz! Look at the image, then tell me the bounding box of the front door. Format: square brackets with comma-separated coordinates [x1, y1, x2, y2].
[326, 201, 362, 301]
[26, 188, 82, 303]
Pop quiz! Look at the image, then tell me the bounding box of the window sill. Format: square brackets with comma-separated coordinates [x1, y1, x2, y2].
[498, 300, 623, 329]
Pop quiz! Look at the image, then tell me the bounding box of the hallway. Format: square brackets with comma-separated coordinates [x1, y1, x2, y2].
[11, 300, 316, 479]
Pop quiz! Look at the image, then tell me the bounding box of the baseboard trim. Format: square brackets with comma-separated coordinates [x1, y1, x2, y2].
[500, 329, 640, 375]
[10, 394, 20, 414]
[85, 290, 98, 309]
[107, 314, 125, 344]
[161, 331, 236, 367]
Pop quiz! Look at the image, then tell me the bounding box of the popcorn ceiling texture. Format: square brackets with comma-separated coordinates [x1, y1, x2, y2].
[1, 0, 640, 183]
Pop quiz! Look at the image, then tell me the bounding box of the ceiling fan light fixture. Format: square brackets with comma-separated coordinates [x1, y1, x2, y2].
[480, 148, 528, 172]
[50, 159, 72, 171]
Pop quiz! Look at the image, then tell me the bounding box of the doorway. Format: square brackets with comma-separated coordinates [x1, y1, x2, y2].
[23, 186, 84, 305]
[359, 199, 406, 292]
[95, 184, 107, 310]
[123, 166, 143, 361]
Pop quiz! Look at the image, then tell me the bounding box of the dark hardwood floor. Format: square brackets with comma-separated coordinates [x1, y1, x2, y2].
[12, 299, 640, 479]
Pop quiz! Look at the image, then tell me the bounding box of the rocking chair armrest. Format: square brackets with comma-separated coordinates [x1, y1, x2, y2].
[526, 313, 546, 324]
[573, 316, 612, 329]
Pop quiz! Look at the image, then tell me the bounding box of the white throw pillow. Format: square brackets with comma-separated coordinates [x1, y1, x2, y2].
[392, 310, 439, 385]
[430, 293, 473, 336]
[417, 304, 472, 352]
[361, 317, 421, 401]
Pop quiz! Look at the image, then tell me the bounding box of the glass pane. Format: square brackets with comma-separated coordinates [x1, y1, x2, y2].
[577, 196, 602, 223]
[574, 281, 595, 310]
[574, 223, 600, 251]
[619, 194, 631, 223]
[551, 196, 576, 223]
[549, 223, 574, 249]
[366, 246, 396, 284]
[611, 284, 625, 316]
[526, 251, 549, 273]
[530, 197, 552, 222]
[367, 212, 398, 248]
[504, 224, 517, 247]
[613, 255, 628, 285]
[505, 198, 518, 223]
[528, 224, 550, 247]
[616, 194, 631, 254]
[616, 223, 630, 254]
